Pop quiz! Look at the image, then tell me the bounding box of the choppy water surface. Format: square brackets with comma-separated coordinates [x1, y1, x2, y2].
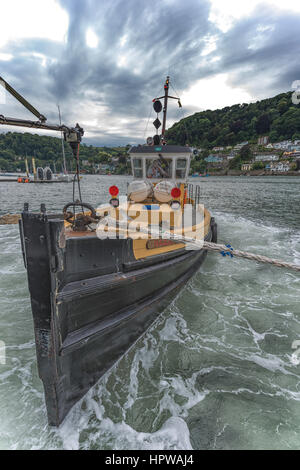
[0, 175, 299, 450]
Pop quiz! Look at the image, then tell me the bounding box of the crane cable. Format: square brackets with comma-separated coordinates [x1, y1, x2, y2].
[71, 142, 84, 225]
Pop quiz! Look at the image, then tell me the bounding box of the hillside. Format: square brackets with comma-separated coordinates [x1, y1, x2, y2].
[0, 132, 129, 173]
[165, 91, 300, 148]
[1, 90, 300, 174]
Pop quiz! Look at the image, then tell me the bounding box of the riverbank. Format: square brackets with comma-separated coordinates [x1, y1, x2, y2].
[198, 170, 300, 177]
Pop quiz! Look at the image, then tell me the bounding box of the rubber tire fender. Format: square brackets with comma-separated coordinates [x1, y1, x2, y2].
[210, 217, 218, 243]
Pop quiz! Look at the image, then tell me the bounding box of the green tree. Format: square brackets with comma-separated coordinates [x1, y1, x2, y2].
[0, 158, 8, 170]
[256, 114, 270, 134]
[252, 161, 264, 170]
[277, 99, 288, 114]
[240, 144, 252, 161]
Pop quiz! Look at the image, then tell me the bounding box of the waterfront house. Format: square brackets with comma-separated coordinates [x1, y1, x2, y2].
[241, 163, 253, 171]
[270, 162, 290, 172]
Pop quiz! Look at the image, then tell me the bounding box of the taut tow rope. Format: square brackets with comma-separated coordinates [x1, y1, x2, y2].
[1, 213, 299, 272]
[97, 216, 300, 273]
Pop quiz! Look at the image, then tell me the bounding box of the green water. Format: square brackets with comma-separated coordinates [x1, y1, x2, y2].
[0, 175, 299, 449]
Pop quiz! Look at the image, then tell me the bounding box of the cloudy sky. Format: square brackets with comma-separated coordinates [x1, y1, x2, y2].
[0, 0, 300, 146]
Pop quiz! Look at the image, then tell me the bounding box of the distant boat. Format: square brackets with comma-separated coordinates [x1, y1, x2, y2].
[0, 172, 27, 182]
[191, 173, 209, 178]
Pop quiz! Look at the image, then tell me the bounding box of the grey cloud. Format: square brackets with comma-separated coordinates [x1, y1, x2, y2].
[1, 0, 300, 145]
[211, 5, 300, 98]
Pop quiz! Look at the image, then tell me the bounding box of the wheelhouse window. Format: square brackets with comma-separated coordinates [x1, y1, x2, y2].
[132, 158, 143, 178]
[146, 158, 172, 179]
[176, 158, 187, 179]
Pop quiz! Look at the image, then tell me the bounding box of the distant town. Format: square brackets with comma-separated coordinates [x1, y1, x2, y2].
[190, 136, 300, 176]
[0, 133, 300, 178]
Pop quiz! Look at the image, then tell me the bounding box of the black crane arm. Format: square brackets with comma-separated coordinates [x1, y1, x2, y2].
[0, 76, 47, 122]
[0, 77, 84, 149]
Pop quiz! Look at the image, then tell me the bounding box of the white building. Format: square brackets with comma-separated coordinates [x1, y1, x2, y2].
[288, 144, 300, 151]
[272, 162, 290, 172]
[266, 162, 289, 172]
[234, 142, 249, 150]
[255, 154, 279, 162]
[273, 141, 292, 150]
[257, 136, 269, 145]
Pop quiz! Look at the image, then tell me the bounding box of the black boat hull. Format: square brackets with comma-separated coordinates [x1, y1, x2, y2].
[19, 210, 216, 426]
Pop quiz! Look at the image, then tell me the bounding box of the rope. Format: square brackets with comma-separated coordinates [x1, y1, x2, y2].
[170, 79, 191, 145]
[71, 142, 84, 224]
[2, 211, 299, 272]
[203, 241, 300, 272]
[98, 216, 300, 273]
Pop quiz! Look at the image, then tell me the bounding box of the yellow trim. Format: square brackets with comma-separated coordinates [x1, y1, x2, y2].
[132, 208, 211, 260]
[64, 202, 212, 262]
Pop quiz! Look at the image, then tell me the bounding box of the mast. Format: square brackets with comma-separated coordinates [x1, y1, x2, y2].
[25, 157, 29, 177]
[161, 76, 169, 138]
[32, 157, 37, 181]
[153, 77, 182, 143]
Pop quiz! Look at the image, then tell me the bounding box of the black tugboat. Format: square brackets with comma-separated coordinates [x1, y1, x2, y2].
[1, 76, 217, 426]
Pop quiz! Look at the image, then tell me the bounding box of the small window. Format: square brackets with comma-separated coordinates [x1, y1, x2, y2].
[133, 158, 142, 168]
[146, 158, 172, 179]
[133, 158, 143, 178]
[176, 159, 187, 178]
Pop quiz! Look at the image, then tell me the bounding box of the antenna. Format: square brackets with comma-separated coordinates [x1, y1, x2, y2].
[152, 76, 181, 144]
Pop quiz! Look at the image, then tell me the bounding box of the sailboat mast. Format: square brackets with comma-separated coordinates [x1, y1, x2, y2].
[161, 76, 170, 138]
[25, 156, 29, 177]
[58, 105, 67, 174]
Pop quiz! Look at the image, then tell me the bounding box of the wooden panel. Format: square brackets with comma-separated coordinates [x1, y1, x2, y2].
[133, 209, 211, 259]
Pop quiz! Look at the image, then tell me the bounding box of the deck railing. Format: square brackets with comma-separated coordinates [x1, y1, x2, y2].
[187, 183, 201, 207]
